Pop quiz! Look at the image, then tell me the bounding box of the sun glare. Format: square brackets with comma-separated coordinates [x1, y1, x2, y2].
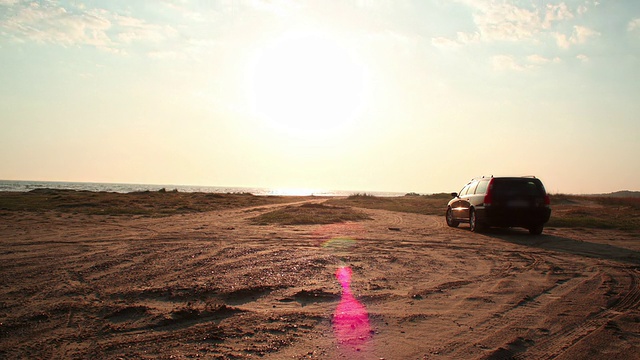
[247, 30, 367, 136]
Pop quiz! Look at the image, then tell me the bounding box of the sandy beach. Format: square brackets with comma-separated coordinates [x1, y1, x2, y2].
[1, 191, 639, 359]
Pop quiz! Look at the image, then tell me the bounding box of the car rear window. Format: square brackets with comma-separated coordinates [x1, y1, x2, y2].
[492, 179, 545, 197]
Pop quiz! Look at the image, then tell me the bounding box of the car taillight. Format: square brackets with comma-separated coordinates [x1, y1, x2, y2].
[483, 179, 494, 205]
[544, 194, 550, 205]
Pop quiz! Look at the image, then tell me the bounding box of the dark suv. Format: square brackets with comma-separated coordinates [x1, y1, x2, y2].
[446, 176, 551, 235]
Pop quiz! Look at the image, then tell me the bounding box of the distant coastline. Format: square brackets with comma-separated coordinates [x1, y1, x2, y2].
[0, 180, 405, 197]
[2, 180, 637, 198]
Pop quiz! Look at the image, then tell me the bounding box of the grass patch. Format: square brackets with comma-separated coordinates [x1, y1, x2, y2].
[4, 189, 637, 232]
[327, 193, 452, 216]
[329, 193, 640, 232]
[250, 203, 371, 225]
[547, 194, 640, 232]
[0, 189, 307, 217]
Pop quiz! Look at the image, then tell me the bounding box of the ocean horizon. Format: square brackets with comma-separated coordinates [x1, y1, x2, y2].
[0, 180, 407, 197]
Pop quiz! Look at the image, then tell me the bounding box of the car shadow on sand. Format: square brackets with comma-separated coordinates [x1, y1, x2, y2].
[473, 227, 640, 266]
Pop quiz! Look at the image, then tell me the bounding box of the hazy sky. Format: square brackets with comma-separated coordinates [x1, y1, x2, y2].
[1, 0, 639, 194]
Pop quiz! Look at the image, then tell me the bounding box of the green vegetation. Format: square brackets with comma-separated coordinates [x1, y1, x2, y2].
[250, 203, 371, 225]
[327, 193, 452, 216]
[2, 189, 637, 232]
[332, 193, 640, 232]
[547, 194, 640, 232]
[0, 189, 306, 217]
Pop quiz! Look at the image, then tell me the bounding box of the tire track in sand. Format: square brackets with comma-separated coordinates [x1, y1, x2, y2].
[523, 268, 640, 360]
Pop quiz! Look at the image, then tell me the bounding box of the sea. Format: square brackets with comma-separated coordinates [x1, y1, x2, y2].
[0, 180, 405, 197]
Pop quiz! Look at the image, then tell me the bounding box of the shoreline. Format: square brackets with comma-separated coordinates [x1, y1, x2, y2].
[0, 180, 409, 197]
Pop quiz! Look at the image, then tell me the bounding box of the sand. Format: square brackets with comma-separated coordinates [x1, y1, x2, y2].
[1, 196, 639, 359]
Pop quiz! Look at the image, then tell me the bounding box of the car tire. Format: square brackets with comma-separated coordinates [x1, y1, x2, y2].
[446, 207, 459, 227]
[529, 224, 544, 235]
[469, 209, 484, 233]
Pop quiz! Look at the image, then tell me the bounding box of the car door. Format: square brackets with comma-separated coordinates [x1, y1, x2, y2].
[459, 181, 478, 220]
[451, 184, 469, 220]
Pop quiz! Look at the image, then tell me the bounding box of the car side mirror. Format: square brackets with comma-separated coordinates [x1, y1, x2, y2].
[451, 192, 458, 198]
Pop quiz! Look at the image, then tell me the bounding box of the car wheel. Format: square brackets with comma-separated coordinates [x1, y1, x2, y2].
[529, 224, 544, 235]
[469, 209, 484, 233]
[446, 207, 459, 227]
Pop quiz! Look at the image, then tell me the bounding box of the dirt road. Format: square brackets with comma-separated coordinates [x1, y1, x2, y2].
[1, 200, 639, 359]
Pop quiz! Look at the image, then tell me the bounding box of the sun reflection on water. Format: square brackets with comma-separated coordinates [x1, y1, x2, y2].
[267, 187, 323, 196]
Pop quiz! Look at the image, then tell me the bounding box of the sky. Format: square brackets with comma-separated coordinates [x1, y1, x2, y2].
[1, 0, 639, 194]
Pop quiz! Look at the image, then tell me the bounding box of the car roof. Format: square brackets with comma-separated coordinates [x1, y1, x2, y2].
[465, 176, 543, 184]
[470, 176, 540, 181]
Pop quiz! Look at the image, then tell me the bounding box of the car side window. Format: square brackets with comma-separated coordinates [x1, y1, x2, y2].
[459, 185, 469, 196]
[475, 180, 489, 195]
[467, 181, 479, 195]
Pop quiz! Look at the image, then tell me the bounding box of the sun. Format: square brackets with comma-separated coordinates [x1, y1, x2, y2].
[247, 30, 366, 136]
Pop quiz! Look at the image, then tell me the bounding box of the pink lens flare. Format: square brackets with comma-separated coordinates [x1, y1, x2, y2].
[332, 266, 372, 346]
[313, 223, 367, 248]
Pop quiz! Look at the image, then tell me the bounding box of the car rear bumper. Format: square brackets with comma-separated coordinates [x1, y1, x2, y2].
[478, 206, 551, 227]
